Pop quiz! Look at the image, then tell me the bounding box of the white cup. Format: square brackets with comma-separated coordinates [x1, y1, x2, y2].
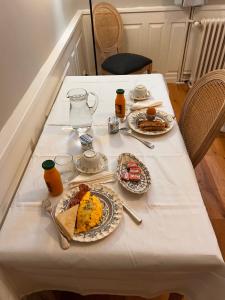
[80, 150, 101, 170]
[133, 84, 148, 98]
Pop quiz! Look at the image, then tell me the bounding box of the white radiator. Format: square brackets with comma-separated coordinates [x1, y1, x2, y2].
[190, 18, 225, 84]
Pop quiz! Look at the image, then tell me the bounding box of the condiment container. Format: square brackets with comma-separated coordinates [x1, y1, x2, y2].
[108, 116, 119, 134]
[42, 160, 63, 196]
[115, 89, 126, 119]
[80, 134, 93, 152]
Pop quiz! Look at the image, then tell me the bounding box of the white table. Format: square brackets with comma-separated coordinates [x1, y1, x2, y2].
[0, 75, 224, 300]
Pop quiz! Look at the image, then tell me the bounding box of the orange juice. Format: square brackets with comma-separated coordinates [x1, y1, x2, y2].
[42, 160, 63, 196]
[115, 89, 126, 119]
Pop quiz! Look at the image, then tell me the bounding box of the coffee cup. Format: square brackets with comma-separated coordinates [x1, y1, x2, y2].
[79, 150, 102, 170]
[133, 84, 148, 98]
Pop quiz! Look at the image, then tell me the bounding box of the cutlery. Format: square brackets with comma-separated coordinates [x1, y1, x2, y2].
[120, 128, 155, 149]
[42, 198, 70, 250]
[68, 178, 116, 189]
[122, 202, 142, 224]
[69, 172, 116, 186]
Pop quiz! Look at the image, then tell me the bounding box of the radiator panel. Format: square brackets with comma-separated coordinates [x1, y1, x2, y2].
[191, 18, 225, 84]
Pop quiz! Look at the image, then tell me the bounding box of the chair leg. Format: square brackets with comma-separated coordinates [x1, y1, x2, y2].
[168, 293, 184, 300]
[147, 63, 152, 74]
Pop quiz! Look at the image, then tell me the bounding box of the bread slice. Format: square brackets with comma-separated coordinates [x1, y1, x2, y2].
[55, 205, 78, 240]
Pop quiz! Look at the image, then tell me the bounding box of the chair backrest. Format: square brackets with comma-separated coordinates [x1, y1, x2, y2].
[179, 69, 225, 167]
[93, 2, 123, 58]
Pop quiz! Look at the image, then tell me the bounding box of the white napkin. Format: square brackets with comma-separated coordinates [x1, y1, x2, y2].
[69, 171, 115, 185]
[130, 100, 163, 111]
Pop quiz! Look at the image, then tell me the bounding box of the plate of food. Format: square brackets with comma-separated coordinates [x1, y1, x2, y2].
[116, 153, 151, 194]
[55, 184, 123, 242]
[127, 107, 174, 136]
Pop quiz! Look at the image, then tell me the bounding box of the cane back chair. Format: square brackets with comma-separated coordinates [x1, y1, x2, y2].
[179, 69, 225, 167]
[93, 2, 152, 75]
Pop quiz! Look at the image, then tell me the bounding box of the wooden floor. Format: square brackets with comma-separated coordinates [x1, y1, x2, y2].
[26, 83, 225, 300]
[168, 83, 225, 262]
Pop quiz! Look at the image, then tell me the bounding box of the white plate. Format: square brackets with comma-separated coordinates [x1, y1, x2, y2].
[128, 109, 174, 136]
[116, 153, 151, 194]
[74, 153, 108, 174]
[129, 90, 151, 101]
[55, 184, 123, 242]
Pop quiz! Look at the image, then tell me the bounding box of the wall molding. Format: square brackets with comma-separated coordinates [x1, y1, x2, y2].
[0, 10, 82, 157]
[196, 4, 225, 11]
[82, 5, 184, 15]
[0, 10, 84, 227]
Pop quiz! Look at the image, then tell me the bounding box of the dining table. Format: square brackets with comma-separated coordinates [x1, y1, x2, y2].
[0, 74, 225, 300]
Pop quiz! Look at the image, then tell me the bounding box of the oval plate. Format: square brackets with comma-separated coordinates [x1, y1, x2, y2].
[55, 184, 123, 242]
[116, 153, 151, 194]
[128, 109, 174, 136]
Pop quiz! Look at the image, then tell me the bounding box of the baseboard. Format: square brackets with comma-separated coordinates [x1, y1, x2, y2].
[0, 10, 83, 227]
[165, 72, 179, 83]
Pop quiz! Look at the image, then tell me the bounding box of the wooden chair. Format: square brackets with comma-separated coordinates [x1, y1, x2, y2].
[179, 69, 225, 167]
[93, 2, 152, 75]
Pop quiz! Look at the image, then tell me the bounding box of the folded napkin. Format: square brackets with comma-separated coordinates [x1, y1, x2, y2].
[69, 171, 115, 186]
[130, 100, 163, 111]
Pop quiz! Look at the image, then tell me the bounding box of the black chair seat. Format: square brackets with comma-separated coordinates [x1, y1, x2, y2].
[102, 53, 152, 75]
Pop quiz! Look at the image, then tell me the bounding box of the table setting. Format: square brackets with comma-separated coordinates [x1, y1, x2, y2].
[0, 74, 224, 300]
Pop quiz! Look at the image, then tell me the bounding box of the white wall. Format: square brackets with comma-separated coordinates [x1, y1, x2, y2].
[91, 0, 175, 6]
[0, 0, 88, 131]
[77, 0, 225, 8]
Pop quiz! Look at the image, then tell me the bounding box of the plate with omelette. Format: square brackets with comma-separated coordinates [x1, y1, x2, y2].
[55, 184, 123, 242]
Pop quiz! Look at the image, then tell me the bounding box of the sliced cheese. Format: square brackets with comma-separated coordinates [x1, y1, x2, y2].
[55, 205, 78, 240]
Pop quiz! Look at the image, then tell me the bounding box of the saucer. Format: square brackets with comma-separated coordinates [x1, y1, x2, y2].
[130, 90, 151, 101]
[74, 153, 108, 174]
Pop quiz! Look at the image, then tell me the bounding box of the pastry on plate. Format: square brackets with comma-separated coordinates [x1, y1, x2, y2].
[146, 107, 156, 121]
[138, 119, 166, 131]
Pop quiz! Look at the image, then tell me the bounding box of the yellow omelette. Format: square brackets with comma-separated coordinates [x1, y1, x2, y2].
[75, 191, 103, 233]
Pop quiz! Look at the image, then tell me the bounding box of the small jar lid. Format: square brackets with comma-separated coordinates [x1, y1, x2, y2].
[116, 89, 124, 94]
[108, 116, 119, 123]
[83, 149, 96, 158]
[80, 134, 93, 145]
[42, 160, 55, 170]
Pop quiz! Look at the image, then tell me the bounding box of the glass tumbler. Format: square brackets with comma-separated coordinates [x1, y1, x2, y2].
[54, 154, 75, 183]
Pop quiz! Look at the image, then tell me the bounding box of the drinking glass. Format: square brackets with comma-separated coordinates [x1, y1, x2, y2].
[54, 154, 75, 183]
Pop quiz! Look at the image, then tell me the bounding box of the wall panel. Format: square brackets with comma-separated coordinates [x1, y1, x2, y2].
[123, 24, 144, 55]
[148, 23, 164, 71]
[0, 12, 87, 228]
[83, 6, 189, 82]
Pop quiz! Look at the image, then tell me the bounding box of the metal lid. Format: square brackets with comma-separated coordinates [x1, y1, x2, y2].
[80, 134, 93, 145]
[116, 89, 125, 94]
[42, 160, 55, 170]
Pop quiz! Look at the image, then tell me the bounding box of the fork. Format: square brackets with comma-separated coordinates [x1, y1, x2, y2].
[42, 198, 70, 250]
[120, 127, 155, 149]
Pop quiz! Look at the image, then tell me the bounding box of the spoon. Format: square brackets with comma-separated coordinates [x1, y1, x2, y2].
[42, 198, 70, 250]
[120, 128, 155, 149]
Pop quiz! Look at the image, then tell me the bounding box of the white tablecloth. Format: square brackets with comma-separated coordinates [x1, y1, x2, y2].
[0, 75, 224, 300]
